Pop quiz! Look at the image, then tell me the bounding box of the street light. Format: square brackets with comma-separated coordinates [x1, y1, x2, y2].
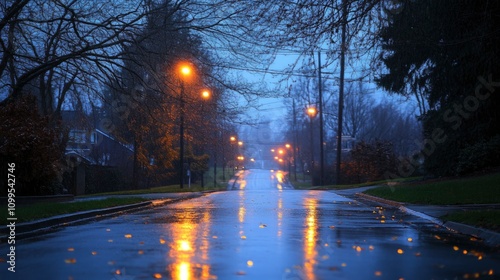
[285, 143, 293, 175]
[177, 63, 208, 189]
[201, 89, 210, 99]
[178, 63, 192, 189]
[307, 106, 317, 118]
[306, 106, 317, 183]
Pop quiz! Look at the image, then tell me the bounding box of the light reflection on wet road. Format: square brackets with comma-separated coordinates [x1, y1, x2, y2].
[1, 169, 499, 279]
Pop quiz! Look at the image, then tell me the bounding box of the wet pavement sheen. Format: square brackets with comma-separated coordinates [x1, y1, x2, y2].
[1, 169, 499, 279]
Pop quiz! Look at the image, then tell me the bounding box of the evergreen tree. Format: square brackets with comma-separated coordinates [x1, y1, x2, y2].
[377, 0, 500, 176]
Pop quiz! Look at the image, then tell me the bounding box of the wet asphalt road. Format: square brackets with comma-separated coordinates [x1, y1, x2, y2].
[1, 169, 499, 280]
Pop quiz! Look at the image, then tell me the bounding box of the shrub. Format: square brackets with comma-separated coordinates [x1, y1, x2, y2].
[0, 96, 64, 195]
[456, 135, 500, 175]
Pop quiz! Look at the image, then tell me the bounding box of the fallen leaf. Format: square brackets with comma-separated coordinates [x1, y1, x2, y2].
[64, 258, 77, 264]
[328, 266, 339, 271]
[124, 234, 132, 238]
[153, 273, 163, 279]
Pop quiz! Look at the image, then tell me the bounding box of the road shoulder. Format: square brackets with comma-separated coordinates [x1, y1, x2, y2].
[0, 191, 211, 242]
[333, 186, 500, 247]
[353, 191, 500, 247]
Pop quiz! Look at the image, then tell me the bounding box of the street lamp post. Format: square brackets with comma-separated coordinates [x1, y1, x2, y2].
[307, 106, 317, 185]
[285, 144, 292, 175]
[179, 64, 191, 189]
[179, 74, 186, 188]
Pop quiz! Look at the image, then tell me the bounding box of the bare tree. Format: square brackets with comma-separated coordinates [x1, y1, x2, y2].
[0, 0, 146, 118]
[342, 81, 373, 139]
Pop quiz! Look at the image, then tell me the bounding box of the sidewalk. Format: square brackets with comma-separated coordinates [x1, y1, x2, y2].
[334, 186, 500, 247]
[0, 191, 213, 242]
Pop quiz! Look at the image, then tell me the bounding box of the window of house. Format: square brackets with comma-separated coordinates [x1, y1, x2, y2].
[69, 130, 86, 143]
[90, 132, 97, 143]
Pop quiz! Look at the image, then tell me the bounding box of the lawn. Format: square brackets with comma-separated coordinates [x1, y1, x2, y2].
[293, 176, 421, 190]
[441, 210, 500, 232]
[364, 172, 500, 205]
[0, 171, 231, 225]
[0, 197, 147, 224]
[89, 183, 226, 196]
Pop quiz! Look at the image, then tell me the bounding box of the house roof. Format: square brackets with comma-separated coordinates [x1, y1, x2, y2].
[61, 110, 91, 130]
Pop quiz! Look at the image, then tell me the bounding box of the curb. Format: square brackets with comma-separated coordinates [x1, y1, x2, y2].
[227, 170, 244, 190]
[0, 201, 151, 242]
[355, 192, 404, 208]
[0, 192, 208, 242]
[354, 192, 500, 247]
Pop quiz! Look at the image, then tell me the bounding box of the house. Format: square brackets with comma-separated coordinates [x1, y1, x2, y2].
[62, 111, 134, 195]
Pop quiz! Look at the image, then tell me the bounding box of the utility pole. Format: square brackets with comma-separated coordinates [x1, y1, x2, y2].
[318, 51, 324, 186]
[292, 99, 298, 181]
[336, 0, 347, 185]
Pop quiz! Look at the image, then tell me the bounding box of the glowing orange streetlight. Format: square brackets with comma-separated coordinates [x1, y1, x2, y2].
[307, 106, 318, 118]
[179, 64, 192, 77]
[201, 89, 210, 99]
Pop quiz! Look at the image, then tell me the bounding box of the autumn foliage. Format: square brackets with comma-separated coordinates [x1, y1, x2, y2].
[0, 97, 64, 195]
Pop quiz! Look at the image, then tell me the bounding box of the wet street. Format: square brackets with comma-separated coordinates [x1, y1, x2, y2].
[1, 169, 499, 279]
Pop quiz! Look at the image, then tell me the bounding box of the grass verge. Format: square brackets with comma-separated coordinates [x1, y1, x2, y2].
[292, 177, 421, 190]
[441, 210, 500, 232]
[0, 197, 147, 225]
[364, 172, 500, 205]
[88, 184, 227, 196]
